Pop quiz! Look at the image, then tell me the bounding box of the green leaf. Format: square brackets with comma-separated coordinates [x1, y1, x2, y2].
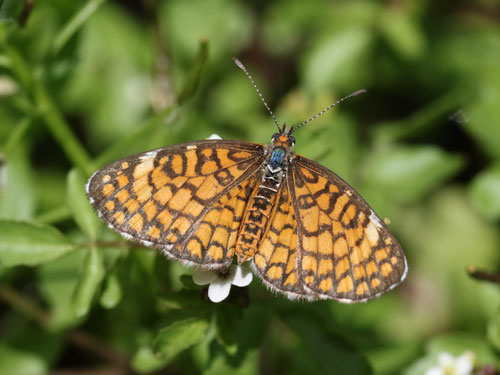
[0, 146, 36, 220]
[37, 249, 86, 329]
[282, 313, 371, 375]
[153, 316, 209, 363]
[462, 82, 500, 159]
[379, 8, 426, 60]
[131, 346, 169, 373]
[302, 27, 372, 92]
[469, 162, 500, 221]
[160, 0, 254, 60]
[205, 341, 259, 375]
[0, 322, 62, 375]
[396, 188, 500, 328]
[366, 342, 421, 375]
[72, 246, 105, 318]
[51, 0, 107, 57]
[66, 168, 101, 239]
[177, 39, 209, 105]
[204, 305, 266, 375]
[93, 107, 176, 167]
[0, 343, 47, 375]
[362, 145, 464, 203]
[0, 220, 74, 267]
[99, 270, 122, 309]
[0, 0, 23, 21]
[61, 4, 154, 147]
[214, 305, 239, 353]
[487, 312, 500, 352]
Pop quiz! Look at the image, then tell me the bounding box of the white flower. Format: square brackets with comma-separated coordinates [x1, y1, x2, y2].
[192, 264, 253, 303]
[425, 351, 476, 375]
[206, 134, 222, 140]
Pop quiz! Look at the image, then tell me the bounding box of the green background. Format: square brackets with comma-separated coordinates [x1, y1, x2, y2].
[1, 0, 500, 374]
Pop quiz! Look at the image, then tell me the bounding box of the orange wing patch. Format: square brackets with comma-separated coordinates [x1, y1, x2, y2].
[178, 176, 258, 266]
[290, 157, 407, 302]
[87, 141, 264, 268]
[252, 181, 306, 299]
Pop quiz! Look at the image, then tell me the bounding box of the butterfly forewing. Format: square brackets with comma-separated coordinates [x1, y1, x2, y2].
[87, 140, 264, 267]
[289, 155, 407, 302]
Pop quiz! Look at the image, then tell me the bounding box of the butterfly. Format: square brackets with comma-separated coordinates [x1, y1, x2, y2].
[86, 58, 407, 303]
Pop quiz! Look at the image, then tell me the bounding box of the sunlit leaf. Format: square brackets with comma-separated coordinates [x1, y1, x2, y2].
[66, 168, 101, 239]
[153, 316, 209, 362]
[131, 346, 169, 373]
[469, 162, 500, 221]
[72, 246, 105, 318]
[0, 147, 35, 220]
[362, 145, 464, 203]
[0, 220, 74, 267]
[99, 270, 122, 309]
[302, 27, 372, 92]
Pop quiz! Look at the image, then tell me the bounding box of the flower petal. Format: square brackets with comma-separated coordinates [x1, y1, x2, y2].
[206, 134, 222, 140]
[437, 352, 455, 367]
[208, 278, 232, 303]
[425, 367, 445, 375]
[192, 268, 217, 285]
[455, 351, 475, 375]
[231, 265, 253, 287]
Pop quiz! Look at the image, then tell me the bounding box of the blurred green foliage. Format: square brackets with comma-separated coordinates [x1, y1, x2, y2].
[1, 0, 500, 374]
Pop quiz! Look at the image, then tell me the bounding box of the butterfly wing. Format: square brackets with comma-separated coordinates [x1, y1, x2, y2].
[288, 155, 407, 302]
[251, 179, 310, 300]
[87, 140, 264, 268]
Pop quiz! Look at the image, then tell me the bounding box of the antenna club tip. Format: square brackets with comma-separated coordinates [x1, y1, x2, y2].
[233, 57, 244, 70]
[353, 89, 367, 96]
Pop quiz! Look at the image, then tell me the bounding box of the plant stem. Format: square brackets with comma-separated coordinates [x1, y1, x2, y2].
[51, 0, 107, 57]
[0, 284, 129, 371]
[32, 70, 95, 176]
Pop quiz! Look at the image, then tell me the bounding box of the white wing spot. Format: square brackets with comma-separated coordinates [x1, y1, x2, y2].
[121, 232, 134, 241]
[369, 211, 383, 228]
[187, 145, 197, 150]
[365, 221, 380, 245]
[140, 150, 157, 161]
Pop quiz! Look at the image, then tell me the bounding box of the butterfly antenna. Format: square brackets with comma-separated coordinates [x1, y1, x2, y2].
[291, 89, 367, 133]
[233, 58, 281, 132]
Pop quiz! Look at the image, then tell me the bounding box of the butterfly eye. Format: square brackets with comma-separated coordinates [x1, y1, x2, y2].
[289, 136, 295, 146]
[272, 133, 279, 141]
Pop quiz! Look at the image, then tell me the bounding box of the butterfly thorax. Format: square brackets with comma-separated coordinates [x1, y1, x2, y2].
[234, 129, 295, 263]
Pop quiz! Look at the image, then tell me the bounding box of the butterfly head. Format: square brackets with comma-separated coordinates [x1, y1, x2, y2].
[271, 124, 295, 149]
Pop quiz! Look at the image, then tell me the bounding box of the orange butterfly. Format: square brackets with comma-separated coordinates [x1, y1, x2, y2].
[87, 59, 407, 302]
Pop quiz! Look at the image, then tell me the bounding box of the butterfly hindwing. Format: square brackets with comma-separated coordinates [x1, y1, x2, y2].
[87, 140, 264, 267]
[179, 174, 259, 268]
[289, 155, 407, 302]
[251, 180, 309, 299]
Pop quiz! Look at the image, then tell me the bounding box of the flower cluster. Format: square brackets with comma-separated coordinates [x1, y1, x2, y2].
[425, 351, 476, 375]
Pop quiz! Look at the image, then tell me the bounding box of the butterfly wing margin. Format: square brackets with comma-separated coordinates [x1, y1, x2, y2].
[289, 155, 408, 302]
[87, 140, 264, 268]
